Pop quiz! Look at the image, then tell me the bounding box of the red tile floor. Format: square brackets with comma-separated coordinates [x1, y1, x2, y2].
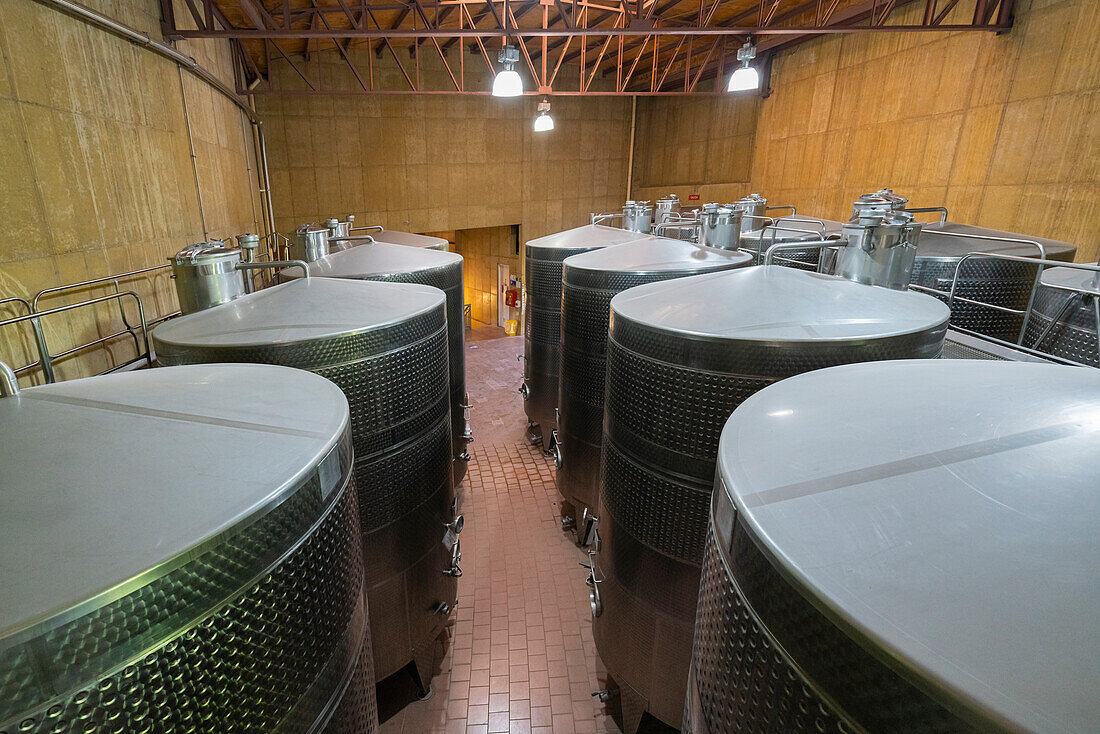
[377, 327, 621, 734]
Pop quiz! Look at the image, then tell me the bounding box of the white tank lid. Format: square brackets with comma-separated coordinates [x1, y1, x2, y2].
[716, 359, 1100, 734]
[611, 264, 949, 341]
[152, 278, 443, 349]
[916, 221, 1077, 260]
[563, 236, 752, 275]
[0, 364, 350, 640]
[285, 239, 461, 279]
[525, 224, 649, 250]
[373, 230, 450, 249]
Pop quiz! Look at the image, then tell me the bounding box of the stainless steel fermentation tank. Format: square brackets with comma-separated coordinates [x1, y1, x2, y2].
[287, 240, 471, 487]
[685, 360, 1100, 733]
[0, 364, 378, 734]
[592, 266, 950, 732]
[1023, 264, 1100, 366]
[846, 189, 1079, 339]
[520, 225, 650, 450]
[152, 279, 460, 692]
[556, 239, 753, 536]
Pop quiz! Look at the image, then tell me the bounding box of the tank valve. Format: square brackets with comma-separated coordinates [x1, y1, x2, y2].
[443, 539, 463, 577]
[456, 451, 471, 463]
[552, 442, 563, 470]
[518, 381, 531, 400]
[561, 515, 576, 531]
[433, 601, 451, 616]
[592, 690, 617, 703]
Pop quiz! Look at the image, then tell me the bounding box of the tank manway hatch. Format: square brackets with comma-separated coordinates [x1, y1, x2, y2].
[593, 266, 949, 732]
[0, 364, 378, 734]
[152, 278, 459, 693]
[688, 359, 1100, 733]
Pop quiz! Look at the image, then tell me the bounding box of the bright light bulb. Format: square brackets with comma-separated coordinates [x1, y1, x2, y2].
[492, 69, 523, 97]
[727, 65, 760, 92]
[533, 113, 554, 132]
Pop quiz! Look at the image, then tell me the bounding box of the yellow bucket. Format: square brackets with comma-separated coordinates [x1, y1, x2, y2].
[504, 319, 518, 336]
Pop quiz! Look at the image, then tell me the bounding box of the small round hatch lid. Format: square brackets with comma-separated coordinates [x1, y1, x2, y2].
[152, 278, 444, 348]
[0, 364, 349, 640]
[563, 237, 752, 274]
[716, 359, 1100, 733]
[610, 265, 949, 341]
[171, 241, 240, 264]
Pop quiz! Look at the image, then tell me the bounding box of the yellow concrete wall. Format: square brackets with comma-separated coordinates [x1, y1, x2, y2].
[255, 48, 633, 247]
[631, 95, 759, 204]
[0, 0, 261, 384]
[454, 225, 521, 328]
[630, 0, 1098, 262]
[749, 0, 1099, 262]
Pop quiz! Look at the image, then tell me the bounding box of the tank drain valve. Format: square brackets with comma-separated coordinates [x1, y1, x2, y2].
[518, 381, 531, 400]
[457, 451, 471, 463]
[592, 690, 617, 703]
[443, 538, 463, 577]
[550, 430, 562, 468]
[433, 601, 451, 616]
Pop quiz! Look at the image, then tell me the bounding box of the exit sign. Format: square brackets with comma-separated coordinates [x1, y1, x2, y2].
[687, 194, 700, 201]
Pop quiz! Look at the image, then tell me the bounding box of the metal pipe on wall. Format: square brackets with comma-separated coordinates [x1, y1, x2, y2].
[625, 95, 636, 201]
[178, 67, 209, 242]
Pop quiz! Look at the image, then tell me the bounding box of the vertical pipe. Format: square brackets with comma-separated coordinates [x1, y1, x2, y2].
[254, 118, 277, 250]
[179, 66, 209, 241]
[625, 95, 636, 201]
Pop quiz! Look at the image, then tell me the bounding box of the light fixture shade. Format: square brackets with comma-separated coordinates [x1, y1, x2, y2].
[727, 65, 760, 92]
[533, 113, 554, 132]
[492, 69, 523, 97]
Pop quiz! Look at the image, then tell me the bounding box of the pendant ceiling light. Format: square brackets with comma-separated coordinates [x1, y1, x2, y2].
[727, 41, 760, 92]
[492, 45, 523, 97]
[533, 98, 554, 132]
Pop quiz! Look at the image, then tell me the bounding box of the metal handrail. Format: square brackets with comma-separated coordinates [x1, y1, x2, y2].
[0, 360, 18, 396]
[28, 264, 175, 383]
[762, 237, 842, 269]
[591, 212, 625, 225]
[0, 291, 153, 386]
[904, 206, 949, 224]
[765, 204, 797, 218]
[237, 260, 311, 281]
[350, 224, 384, 233]
[756, 222, 834, 267]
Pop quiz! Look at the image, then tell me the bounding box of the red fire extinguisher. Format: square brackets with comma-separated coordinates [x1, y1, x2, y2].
[504, 288, 519, 307]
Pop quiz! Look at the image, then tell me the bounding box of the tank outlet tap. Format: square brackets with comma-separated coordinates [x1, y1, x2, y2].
[432, 601, 452, 616]
[592, 690, 617, 703]
[442, 538, 463, 577]
[518, 381, 531, 400]
[456, 451, 471, 463]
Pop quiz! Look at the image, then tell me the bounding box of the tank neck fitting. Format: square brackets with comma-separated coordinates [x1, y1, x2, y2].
[835, 210, 922, 290]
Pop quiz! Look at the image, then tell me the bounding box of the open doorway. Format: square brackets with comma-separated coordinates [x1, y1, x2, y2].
[450, 225, 522, 333]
